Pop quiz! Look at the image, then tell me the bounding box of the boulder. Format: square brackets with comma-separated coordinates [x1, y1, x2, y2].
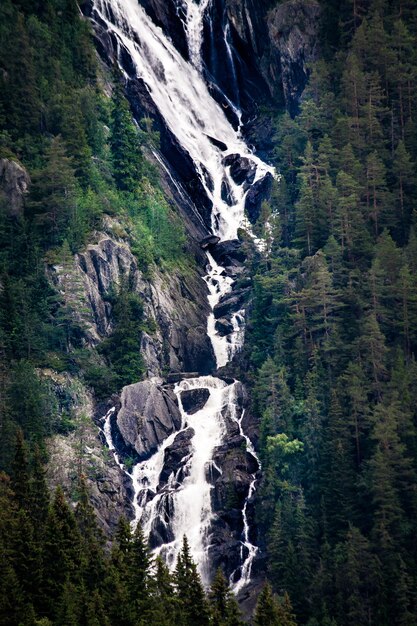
[215, 318, 234, 337]
[213, 288, 249, 319]
[223, 153, 256, 187]
[180, 388, 210, 414]
[115, 378, 181, 461]
[206, 134, 228, 152]
[209, 239, 246, 266]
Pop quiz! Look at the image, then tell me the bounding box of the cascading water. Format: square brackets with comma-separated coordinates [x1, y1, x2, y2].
[92, 0, 274, 589]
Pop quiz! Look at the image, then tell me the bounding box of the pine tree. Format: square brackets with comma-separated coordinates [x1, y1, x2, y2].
[175, 536, 210, 626]
[209, 568, 244, 626]
[128, 522, 153, 622]
[392, 140, 416, 239]
[365, 151, 390, 235]
[75, 477, 105, 590]
[42, 487, 83, 615]
[255, 583, 297, 626]
[152, 556, 179, 626]
[28, 136, 78, 247]
[110, 79, 143, 193]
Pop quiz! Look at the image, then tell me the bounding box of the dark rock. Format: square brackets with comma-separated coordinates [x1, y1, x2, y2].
[213, 288, 250, 319]
[221, 178, 235, 205]
[223, 153, 256, 187]
[215, 318, 234, 337]
[268, 0, 321, 114]
[244, 171, 273, 223]
[159, 428, 194, 487]
[138, 0, 188, 60]
[200, 235, 220, 250]
[147, 492, 176, 547]
[180, 388, 210, 415]
[202, 0, 282, 116]
[206, 134, 228, 151]
[209, 239, 246, 266]
[115, 378, 181, 461]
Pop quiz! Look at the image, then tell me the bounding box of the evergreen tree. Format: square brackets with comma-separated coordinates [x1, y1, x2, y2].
[208, 568, 244, 626]
[110, 79, 143, 193]
[175, 536, 210, 626]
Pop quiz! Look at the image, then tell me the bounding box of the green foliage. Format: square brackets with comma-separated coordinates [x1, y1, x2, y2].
[98, 288, 145, 389]
[247, 2, 417, 625]
[0, 0, 190, 473]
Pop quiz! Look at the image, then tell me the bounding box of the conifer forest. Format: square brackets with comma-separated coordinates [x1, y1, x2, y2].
[1, 0, 417, 624]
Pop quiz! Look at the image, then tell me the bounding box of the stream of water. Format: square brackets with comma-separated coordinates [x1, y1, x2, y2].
[95, 0, 270, 590]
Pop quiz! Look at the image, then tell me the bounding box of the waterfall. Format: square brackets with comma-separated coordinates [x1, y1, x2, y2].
[92, 0, 274, 589]
[182, 0, 212, 69]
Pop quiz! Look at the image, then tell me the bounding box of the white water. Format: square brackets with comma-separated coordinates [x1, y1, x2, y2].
[183, 0, 212, 69]
[229, 408, 261, 592]
[131, 377, 235, 583]
[92, 0, 270, 590]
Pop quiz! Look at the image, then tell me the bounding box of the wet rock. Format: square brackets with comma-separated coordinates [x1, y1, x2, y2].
[215, 318, 234, 337]
[206, 134, 228, 151]
[209, 239, 246, 266]
[207, 529, 244, 578]
[180, 388, 210, 415]
[0, 158, 30, 217]
[200, 235, 220, 249]
[223, 153, 256, 187]
[244, 171, 273, 223]
[148, 493, 176, 547]
[115, 378, 181, 461]
[221, 178, 235, 206]
[159, 428, 194, 487]
[138, 0, 188, 60]
[213, 287, 249, 319]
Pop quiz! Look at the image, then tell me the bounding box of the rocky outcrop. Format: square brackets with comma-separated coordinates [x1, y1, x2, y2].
[115, 378, 181, 461]
[268, 0, 321, 113]
[224, 153, 256, 188]
[0, 158, 30, 217]
[44, 371, 132, 533]
[49, 221, 214, 376]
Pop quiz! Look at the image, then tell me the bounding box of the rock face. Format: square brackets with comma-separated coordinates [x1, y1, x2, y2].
[0, 158, 30, 217]
[203, 0, 283, 115]
[205, 383, 260, 575]
[115, 378, 181, 461]
[44, 371, 132, 534]
[268, 0, 321, 113]
[49, 222, 214, 376]
[159, 427, 194, 487]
